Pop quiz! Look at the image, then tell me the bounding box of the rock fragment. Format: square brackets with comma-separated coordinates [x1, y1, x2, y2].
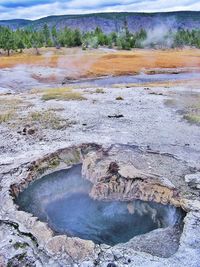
[185, 173, 200, 189]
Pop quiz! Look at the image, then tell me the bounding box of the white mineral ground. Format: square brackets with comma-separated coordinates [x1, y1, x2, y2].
[0, 59, 200, 267]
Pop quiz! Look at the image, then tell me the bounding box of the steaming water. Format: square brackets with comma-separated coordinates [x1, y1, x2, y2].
[15, 165, 184, 245]
[0, 65, 199, 93]
[0, 66, 64, 92]
[70, 72, 200, 87]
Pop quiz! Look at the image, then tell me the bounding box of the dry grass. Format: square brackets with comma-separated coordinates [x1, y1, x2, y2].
[41, 87, 86, 101]
[90, 49, 200, 76]
[0, 97, 23, 108]
[95, 88, 105, 94]
[0, 112, 14, 123]
[183, 114, 200, 124]
[0, 97, 32, 111]
[1, 48, 200, 79]
[27, 110, 73, 130]
[0, 97, 30, 124]
[0, 48, 101, 75]
[164, 94, 200, 125]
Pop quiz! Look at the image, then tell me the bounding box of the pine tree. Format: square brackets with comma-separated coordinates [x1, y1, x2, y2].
[43, 24, 51, 47]
[0, 27, 15, 56]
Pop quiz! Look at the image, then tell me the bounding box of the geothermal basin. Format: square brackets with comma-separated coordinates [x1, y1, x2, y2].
[15, 164, 185, 246]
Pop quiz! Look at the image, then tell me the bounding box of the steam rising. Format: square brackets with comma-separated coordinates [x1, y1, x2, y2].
[142, 18, 176, 48]
[16, 165, 185, 245]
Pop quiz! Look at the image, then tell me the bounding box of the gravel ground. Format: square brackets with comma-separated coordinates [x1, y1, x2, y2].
[0, 68, 200, 267]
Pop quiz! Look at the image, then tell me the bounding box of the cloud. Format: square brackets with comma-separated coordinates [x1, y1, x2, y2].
[0, 0, 199, 20]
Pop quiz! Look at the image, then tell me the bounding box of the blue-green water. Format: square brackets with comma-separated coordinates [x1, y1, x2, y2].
[69, 73, 200, 87]
[15, 165, 184, 245]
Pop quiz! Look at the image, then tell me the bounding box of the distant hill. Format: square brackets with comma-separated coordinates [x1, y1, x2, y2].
[0, 19, 30, 29]
[0, 11, 200, 33]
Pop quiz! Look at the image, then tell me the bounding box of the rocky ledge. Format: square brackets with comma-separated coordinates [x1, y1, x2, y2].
[0, 143, 200, 267]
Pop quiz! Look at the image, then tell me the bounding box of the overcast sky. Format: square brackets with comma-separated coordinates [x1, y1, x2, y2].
[0, 0, 200, 20]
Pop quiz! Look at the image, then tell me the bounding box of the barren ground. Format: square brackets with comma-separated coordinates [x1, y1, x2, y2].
[0, 48, 200, 267]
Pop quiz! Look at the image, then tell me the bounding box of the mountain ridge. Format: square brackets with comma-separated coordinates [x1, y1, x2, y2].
[0, 11, 200, 33]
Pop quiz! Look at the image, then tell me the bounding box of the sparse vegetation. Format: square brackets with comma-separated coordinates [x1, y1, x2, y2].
[95, 88, 105, 94]
[0, 97, 32, 113]
[42, 87, 86, 101]
[0, 112, 14, 123]
[0, 97, 23, 109]
[48, 158, 60, 169]
[27, 110, 71, 129]
[183, 114, 200, 124]
[0, 97, 27, 124]
[164, 96, 200, 125]
[13, 242, 29, 250]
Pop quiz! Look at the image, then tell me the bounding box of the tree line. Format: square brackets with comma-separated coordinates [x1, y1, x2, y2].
[0, 23, 200, 56]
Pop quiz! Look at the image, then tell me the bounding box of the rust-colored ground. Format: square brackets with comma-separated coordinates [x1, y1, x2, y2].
[90, 49, 200, 76]
[0, 48, 100, 70]
[0, 48, 200, 77]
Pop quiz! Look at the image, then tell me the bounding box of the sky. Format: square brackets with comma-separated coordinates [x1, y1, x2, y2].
[0, 0, 200, 20]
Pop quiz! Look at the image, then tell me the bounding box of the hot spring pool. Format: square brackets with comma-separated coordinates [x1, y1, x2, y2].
[15, 165, 184, 246]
